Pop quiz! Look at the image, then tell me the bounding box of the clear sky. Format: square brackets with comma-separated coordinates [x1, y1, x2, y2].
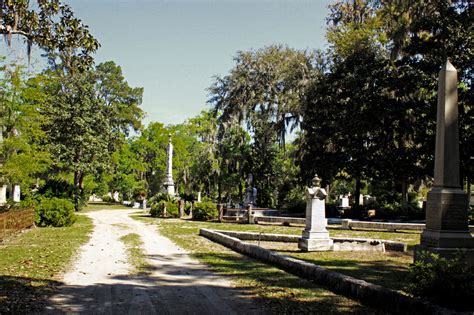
[4, 0, 333, 126]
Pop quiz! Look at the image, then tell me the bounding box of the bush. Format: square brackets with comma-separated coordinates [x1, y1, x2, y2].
[185, 202, 192, 215]
[35, 197, 76, 227]
[101, 195, 114, 203]
[193, 201, 218, 221]
[407, 251, 474, 310]
[150, 200, 179, 218]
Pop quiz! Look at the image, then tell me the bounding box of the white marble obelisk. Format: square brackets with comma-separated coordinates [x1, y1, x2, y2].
[164, 134, 175, 196]
[415, 60, 474, 264]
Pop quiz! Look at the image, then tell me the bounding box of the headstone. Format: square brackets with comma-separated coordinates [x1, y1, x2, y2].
[164, 134, 175, 196]
[197, 191, 201, 203]
[0, 185, 6, 205]
[133, 202, 140, 209]
[13, 185, 20, 203]
[113, 191, 120, 202]
[415, 60, 474, 264]
[298, 175, 334, 251]
[341, 196, 349, 208]
[142, 199, 147, 210]
[244, 173, 257, 206]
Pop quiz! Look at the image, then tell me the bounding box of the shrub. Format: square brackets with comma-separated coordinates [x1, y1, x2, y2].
[193, 201, 218, 221]
[184, 202, 192, 215]
[407, 251, 474, 310]
[35, 197, 76, 227]
[150, 200, 179, 218]
[101, 195, 114, 203]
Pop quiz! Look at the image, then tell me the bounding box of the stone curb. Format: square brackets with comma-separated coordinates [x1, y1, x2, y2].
[342, 219, 474, 233]
[212, 230, 407, 252]
[199, 228, 453, 314]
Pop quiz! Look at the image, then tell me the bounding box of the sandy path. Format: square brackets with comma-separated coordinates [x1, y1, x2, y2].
[44, 209, 264, 314]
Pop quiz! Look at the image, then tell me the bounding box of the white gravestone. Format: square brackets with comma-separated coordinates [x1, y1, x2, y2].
[298, 175, 334, 251]
[113, 191, 120, 202]
[341, 196, 349, 208]
[13, 185, 21, 202]
[0, 185, 7, 205]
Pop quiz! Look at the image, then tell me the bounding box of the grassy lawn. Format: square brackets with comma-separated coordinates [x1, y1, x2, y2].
[249, 241, 412, 292]
[0, 215, 93, 313]
[135, 216, 388, 314]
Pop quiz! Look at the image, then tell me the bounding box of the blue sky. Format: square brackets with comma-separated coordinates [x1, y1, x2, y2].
[2, 0, 332, 126]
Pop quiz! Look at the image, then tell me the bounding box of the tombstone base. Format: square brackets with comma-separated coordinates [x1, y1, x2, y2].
[166, 184, 175, 196]
[420, 228, 474, 248]
[414, 244, 474, 267]
[298, 237, 334, 252]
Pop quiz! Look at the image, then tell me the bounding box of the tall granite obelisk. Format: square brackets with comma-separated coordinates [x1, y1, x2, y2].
[415, 60, 474, 264]
[164, 134, 175, 196]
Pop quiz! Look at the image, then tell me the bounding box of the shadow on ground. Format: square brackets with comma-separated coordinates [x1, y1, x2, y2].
[0, 275, 61, 314]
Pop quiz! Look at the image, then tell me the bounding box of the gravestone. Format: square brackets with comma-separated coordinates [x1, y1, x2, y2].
[340, 196, 349, 208]
[415, 60, 474, 264]
[0, 185, 6, 205]
[13, 185, 20, 203]
[298, 175, 334, 251]
[197, 191, 201, 203]
[244, 173, 257, 206]
[142, 199, 147, 210]
[113, 191, 120, 202]
[164, 134, 175, 196]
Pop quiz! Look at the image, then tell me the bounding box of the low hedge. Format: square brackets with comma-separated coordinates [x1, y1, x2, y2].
[193, 201, 218, 221]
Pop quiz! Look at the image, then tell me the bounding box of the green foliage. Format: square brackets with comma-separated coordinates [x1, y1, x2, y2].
[1, 0, 100, 70]
[0, 62, 51, 192]
[407, 252, 474, 310]
[35, 197, 76, 227]
[101, 195, 114, 203]
[192, 201, 218, 221]
[150, 200, 179, 218]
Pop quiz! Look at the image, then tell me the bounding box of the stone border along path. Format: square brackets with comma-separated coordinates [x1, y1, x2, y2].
[199, 228, 454, 314]
[43, 209, 264, 314]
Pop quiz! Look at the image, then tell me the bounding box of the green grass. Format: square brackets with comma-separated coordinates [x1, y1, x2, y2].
[134, 216, 387, 314]
[249, 241, 412, 292]
[119, 233, 150, 274]
[0, 215, 93, 313]
[83, 202, 131, 212]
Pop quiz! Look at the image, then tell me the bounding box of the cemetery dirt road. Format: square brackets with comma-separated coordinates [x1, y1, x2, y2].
[44, 209, 264, 314]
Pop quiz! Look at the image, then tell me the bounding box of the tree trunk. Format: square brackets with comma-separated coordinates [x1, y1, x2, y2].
[354, 177, 361, 207]
[467, 176, 471, 204]
[218, 179, 222, 203]
[73, 171, 84, 211]
[401, 179, 408, 210]
[354, 176, 361, 218]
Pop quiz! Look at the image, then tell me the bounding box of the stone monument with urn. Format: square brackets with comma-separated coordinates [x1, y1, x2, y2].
[298, 174, 334, 251]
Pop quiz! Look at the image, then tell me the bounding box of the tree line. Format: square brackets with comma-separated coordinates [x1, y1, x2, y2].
[0, 0, 472, 216]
